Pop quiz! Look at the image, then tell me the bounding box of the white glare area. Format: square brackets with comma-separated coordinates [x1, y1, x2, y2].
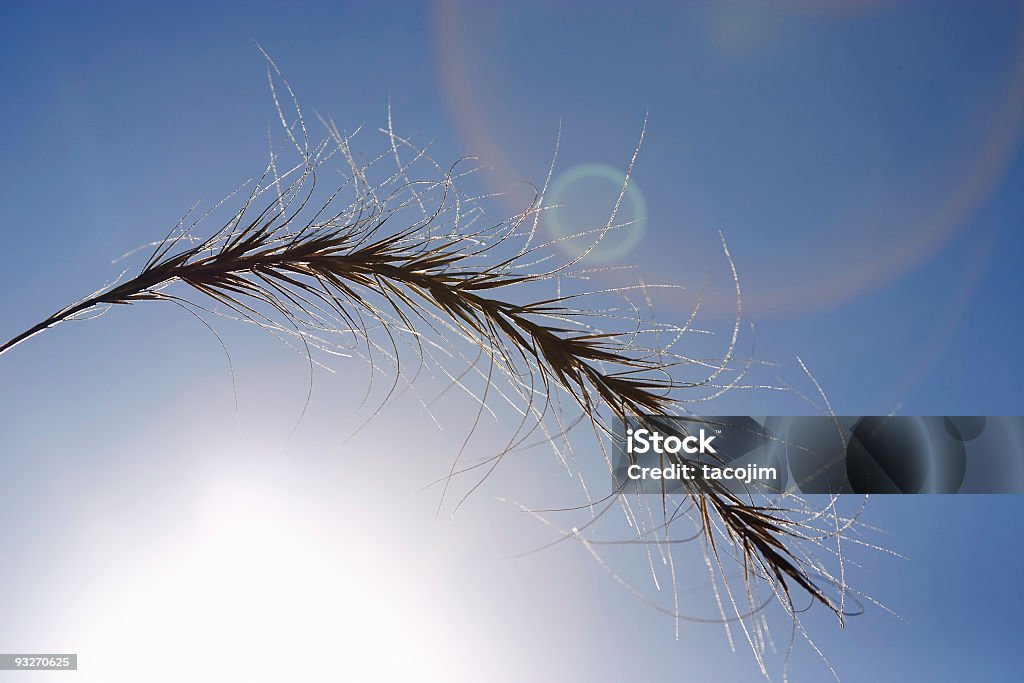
[45, 452, 502, 682]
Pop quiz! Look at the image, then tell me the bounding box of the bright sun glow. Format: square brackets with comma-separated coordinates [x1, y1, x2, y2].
[61, 463, 493, 682]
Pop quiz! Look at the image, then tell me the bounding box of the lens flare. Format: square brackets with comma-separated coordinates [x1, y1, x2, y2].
[545, 163, 647, 264]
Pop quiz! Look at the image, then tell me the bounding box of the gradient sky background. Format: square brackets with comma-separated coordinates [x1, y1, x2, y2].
[1, 1, 1023, 681]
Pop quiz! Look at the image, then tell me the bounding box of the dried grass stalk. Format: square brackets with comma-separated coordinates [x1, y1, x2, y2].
[1, 57, 859, 671]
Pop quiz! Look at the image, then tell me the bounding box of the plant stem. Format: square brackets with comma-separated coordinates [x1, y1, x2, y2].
[0, 300, 96, 358]
[0, 270, 172, 358]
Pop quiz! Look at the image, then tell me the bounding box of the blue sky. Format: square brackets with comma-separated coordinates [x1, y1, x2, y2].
[0, 2, 1022, 681]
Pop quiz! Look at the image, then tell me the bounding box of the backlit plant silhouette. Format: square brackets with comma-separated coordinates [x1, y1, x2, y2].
[0, 55, 868, 679]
